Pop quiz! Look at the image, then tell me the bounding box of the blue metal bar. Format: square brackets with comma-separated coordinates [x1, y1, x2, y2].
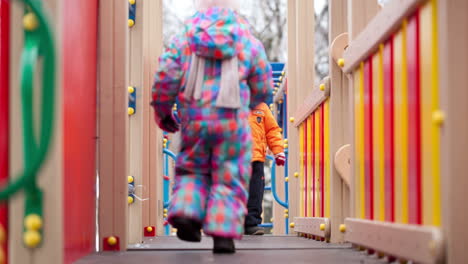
[259, 223, 273, 228]
[266, 155, 287, 208]
[264, 186, 272, 191]
[163, 144, 177, 235]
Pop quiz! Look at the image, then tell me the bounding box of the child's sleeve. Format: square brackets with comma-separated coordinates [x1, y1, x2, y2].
[247, 45, 273, 109]
[262, 103, 284, 155]
[151, 38, 183, 119]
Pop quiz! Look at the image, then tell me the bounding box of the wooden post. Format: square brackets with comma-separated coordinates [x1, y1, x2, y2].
[328, 0, 348, 243]
[438, 0, 468, 263]
[140, 0, 164, 237]
[97, 0, 128, 250]
[9, 0, 64, 263]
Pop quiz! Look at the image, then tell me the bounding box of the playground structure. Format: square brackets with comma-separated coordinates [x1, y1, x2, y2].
[1, 0, 468, 263]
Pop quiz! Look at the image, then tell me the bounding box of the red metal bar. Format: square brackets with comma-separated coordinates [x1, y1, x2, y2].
[312, 113, 315, 217]
[383, 38, 395, 222]
[364, 59, 374, 220]
[304, 119, 308, 217]
[0, 1, 10, 262]
[320, 104, 325, 217]
[406, 12, 422, 225]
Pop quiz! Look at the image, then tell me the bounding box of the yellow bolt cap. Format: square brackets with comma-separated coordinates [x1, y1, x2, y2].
[128, 86, 135, 93]
[339, 224, 346, 233]
[320, 224, 325, 231]
[338, 58, 345, 67]
[290, 222, 295, 228]
[23, 230, 41, 248]
[163, 138, 168, 143]
[107, 236, 117, 246]
[128, 107, 135, 115]
[320, 84, 325, 91]
[284, 209, 289, 214]
[129, 0, 136, 4]
[24, 214, 43, 231]
[279, 76, 283, 82]
[282, 71, 285, 76]
[270, 218, 274, 222]
[128, 196, 134, 204]
[285, 177, 289, 182]
[284, 139, 288, 143]
[289, 117, 295, 123]
[128, 19, 135, 28]
[128, 176, 134, 183]
[23, 13, 39, 31]
[432, 110, 445, 126]
[294, 172, 299, 178]
[284, 214, 289, 218]
[146, 226, 153, 233]
[163, 213, 168, 218]
[163, 208, 168, 213]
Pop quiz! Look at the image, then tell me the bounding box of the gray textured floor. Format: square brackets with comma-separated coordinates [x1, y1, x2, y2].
[76, 236, 386, 264]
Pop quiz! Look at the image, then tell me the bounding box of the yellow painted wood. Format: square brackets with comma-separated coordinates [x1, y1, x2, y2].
[307, 116, 313, 217]
[324, 100, 331, 218]
[394, 26, 409, 224]
[354, 66, 365, 219]
[421, 0, 441, 226]
[299, 124, 304, 217]
[372, 47, 385, 222]
[315, 107, 321, 217]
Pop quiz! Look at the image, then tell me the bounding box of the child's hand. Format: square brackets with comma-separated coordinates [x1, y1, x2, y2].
[274, 152, 286, 166]
[155, 113, 179, 133]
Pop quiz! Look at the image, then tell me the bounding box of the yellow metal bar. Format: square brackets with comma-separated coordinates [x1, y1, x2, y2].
[307, 116, 313, 217]
[394, 24, 409, 224]
[354, 65, 365, 219]
[372, 46, 386, 222]
[315, 106, 321, 217]
[324, 100, 330, 218]
[421, 0, 441, 226]
[299, 123, 304, 217]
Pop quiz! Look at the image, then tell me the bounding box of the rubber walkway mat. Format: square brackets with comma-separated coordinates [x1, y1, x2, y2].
[76, 236, 385, 264]
[128, 235, 350, 250]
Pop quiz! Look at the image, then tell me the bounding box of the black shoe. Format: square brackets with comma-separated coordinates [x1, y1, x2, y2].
[213, 237, 235, 254]
[171, 217, 202, 242]
[244, 226, 265, 235]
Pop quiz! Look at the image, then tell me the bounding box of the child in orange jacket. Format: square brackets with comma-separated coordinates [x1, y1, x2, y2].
[245, 102, 285, 235]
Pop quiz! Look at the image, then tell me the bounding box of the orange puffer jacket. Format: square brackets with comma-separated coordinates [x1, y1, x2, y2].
[249, 103, 284, 162]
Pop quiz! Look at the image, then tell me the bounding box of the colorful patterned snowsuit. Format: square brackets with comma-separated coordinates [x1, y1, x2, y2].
[151, 8, 272, 238]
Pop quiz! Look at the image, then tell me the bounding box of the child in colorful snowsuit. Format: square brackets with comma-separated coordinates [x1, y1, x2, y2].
[151, 0, 272, 254]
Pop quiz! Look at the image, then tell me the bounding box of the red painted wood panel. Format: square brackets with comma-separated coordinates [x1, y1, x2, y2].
[304, 119, 308, 217]
[0, 1, 10, 262]
[364, 59, 374, 220]
[320, 104, 324, 217]
[406, 13, 422, 225]
[312, 113, 315, 217]
[62, 1, 98, 263]
[383, 39, 395, 222]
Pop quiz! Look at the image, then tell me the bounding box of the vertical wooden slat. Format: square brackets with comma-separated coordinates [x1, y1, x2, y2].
[315, 107, 320, 217]
[98, 0, 128, 249]
[354, 65, 365, 219]
[406, 13, 422, 225]
[363, 59, 374, 220]
[393, 26, 408, 224]
[383, 39, 395, 222]
[307, 116, 313, 217]
[374, 46, 385, 222]
[312, 112, 316, 217]
[324, 100, 330, 218]
[304, 120, 308, 217]
[420, 1, 440, 227]
[320, 104, 325, 217]
[0, 1, 9, 261]
[299, 124, 304, 217]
